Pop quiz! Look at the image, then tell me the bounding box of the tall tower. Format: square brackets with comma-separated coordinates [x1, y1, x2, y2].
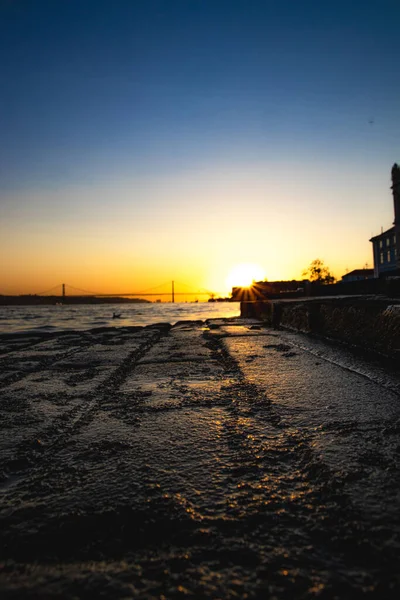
[392, 163, 400, 270]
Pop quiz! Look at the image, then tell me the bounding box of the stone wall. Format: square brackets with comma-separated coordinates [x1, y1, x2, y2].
[241, 297, 400, 360]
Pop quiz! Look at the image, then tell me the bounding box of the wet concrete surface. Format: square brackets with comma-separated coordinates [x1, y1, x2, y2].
[0, 320, 400, 599]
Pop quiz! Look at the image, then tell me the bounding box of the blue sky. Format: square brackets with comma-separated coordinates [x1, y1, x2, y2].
[1, 0, 399, 294]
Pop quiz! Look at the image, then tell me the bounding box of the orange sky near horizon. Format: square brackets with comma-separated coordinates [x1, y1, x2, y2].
[0, 161, 395, 298]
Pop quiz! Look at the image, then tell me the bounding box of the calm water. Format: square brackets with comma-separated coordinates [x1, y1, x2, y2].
[0, 302, 240, 334]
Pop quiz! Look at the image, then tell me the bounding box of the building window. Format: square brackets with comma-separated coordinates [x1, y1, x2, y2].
[380, 252, 384, 264]
[387, 250, 391, 262]
[386, 238, 390, 246]
[394, 236, 397, 245]
[379, 240, 383, 248]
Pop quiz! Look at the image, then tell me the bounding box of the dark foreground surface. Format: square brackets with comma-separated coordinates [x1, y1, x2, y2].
[1, 319, 400, 599]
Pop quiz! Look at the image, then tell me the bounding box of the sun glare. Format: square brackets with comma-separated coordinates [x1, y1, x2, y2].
[226, 263, 265, 289]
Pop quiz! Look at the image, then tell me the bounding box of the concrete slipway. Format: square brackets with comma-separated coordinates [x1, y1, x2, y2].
[0, 319, 399, 599]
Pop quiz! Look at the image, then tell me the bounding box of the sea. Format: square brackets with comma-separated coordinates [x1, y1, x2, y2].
[0, 302, 241, 334]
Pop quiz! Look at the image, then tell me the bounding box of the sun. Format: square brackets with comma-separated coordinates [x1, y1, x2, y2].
[226, 263, 265, 289]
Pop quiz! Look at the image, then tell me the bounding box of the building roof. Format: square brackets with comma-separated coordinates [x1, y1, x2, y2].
[342, 269, 374, 278]
[370, 226, 395, 242]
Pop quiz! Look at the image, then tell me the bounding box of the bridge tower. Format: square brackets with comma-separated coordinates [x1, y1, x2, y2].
[172, 281, 175, 303]
[62, 283, 66, 299]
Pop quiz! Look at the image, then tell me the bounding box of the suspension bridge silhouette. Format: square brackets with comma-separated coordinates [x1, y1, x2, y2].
[33, 281, 216, 302]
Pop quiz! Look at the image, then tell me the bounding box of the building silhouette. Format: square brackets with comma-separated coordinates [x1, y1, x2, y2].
[341, 268, 374, 283]
[370, 164, 399, 277]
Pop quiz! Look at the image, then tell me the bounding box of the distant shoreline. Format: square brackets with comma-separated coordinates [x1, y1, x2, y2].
[0, 296, 151, 306]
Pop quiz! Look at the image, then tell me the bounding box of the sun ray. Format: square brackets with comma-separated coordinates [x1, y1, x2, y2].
[226, 263, 265, 290]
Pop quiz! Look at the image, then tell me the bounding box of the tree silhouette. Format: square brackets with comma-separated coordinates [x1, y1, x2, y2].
[302, 259, 335, 284]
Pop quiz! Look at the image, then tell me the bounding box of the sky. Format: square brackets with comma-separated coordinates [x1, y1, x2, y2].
[1, 0, 399, 297]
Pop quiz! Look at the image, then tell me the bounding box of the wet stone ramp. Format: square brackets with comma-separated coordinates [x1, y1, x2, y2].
[0, 320, 399, 599]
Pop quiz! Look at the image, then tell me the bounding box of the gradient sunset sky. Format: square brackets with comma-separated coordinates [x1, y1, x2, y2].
[1, 0, 399, 296]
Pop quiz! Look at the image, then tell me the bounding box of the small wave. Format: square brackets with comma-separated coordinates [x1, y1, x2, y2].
[22, 315, 42, 320]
